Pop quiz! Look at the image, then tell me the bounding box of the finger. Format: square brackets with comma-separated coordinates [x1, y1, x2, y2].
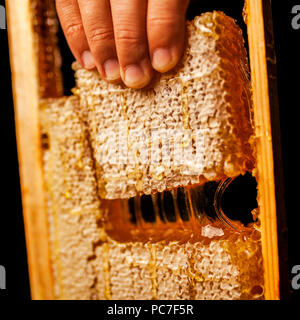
[55, 0, 95, 69]
[77, 0, 120, 82]
[110, 0, 153, 88]
[147, 0, 189, 73]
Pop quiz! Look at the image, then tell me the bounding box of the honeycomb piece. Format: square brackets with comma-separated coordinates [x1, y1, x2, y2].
[108, 242, 153, 300]
[39, 11, 265, 300]
[40, 96, 264, 300]
[73, 11, 255, 199]
[31, 0, 63, 98]
[40, 97, 106, 299]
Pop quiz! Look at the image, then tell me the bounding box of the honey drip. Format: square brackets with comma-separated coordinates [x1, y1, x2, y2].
[102, 174, 257, 243]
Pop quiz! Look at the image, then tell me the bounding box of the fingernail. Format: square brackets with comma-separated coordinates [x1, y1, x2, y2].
[152, 48, 173, 72]
[82, 50, 95, 69]
[103, 59, 120, 81]
[124, 64, 149, 88]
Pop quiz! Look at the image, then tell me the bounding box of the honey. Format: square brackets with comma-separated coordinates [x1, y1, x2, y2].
[102, 173, 258, 243]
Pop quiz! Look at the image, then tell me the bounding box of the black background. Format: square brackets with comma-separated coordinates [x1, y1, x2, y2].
[0, 0, 299, 302]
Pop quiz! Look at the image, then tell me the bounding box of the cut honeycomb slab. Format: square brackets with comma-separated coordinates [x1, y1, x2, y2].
[38, 12, 265, 300]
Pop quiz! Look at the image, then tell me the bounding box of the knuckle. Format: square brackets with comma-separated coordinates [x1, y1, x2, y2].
[115, 29, 144, 47]
[65, 22, 84, 39]
[148, 15, 181, 29]
[87, 27, 114, 44]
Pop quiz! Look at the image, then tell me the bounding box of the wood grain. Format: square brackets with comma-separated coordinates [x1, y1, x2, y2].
[246, 0, 280, 300]
[6, 0, 55, 300]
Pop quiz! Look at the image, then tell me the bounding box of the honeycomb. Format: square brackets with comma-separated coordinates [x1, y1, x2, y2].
[73, 12, 255, 200]
[38, 11, 265, 300]
[31, 0, 63, 98]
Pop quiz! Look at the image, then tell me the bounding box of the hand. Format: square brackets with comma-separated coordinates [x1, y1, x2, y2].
[56, 0, 190, 88]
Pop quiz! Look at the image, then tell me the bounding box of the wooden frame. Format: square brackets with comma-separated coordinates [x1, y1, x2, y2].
[6, 0, 55, 299]
[7, 0, 284, 300]
[246, 0, 280, 300]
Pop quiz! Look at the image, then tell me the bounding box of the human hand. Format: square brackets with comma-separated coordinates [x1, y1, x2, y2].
[56, 0, 190, 88]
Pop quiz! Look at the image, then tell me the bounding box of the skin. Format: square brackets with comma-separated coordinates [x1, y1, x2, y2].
[55, 0, 190, 88]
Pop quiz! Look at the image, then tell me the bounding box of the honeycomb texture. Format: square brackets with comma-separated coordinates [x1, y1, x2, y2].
[39, 12, 265, 300]
[31, 0, 63, 98]
[73, 11, 255, 199]
[40, 97, 106, 299]
[40, 100, 264, 301]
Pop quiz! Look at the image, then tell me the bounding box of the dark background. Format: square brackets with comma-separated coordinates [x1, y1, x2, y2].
[0, 0, 299, 301]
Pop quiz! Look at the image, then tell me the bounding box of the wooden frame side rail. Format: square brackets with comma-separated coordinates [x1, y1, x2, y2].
[6, 0, 55, 300]
[246, 0, 281, 300]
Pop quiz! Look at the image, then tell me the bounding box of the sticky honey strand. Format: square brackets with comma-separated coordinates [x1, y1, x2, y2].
[102, 176, 254, 243]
